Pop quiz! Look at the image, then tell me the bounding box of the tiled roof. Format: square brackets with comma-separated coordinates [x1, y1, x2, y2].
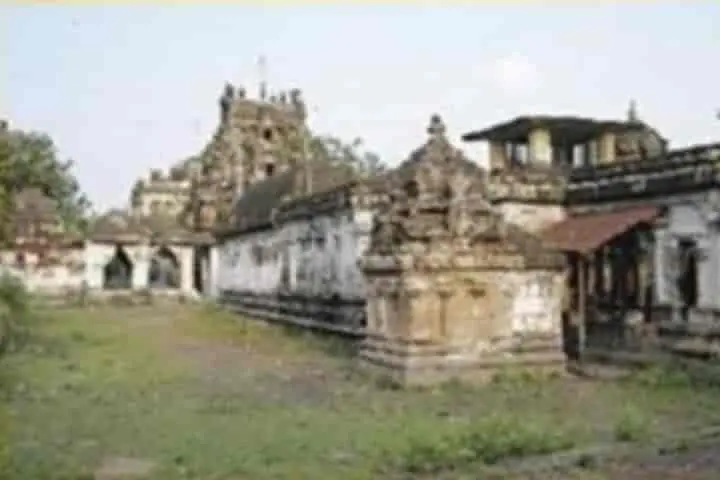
[541, 205, 661, 254]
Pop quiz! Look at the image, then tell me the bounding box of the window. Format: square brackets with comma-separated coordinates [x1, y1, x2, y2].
[677, 238, 699, 309]
[264, 163, 276, 177]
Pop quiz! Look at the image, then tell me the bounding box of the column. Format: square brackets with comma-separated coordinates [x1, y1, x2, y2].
[131, 245, 150, 290]
[208, 245, 220, 298]
[528, 128, 552, 166]
[180, 247, 194, 294]
[597, 132, 616, 165]
[489, 141, 507, 171]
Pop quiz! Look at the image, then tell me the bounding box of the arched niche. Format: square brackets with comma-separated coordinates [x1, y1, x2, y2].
[103, 246, 133, 290]
[148, 246, 181, 289]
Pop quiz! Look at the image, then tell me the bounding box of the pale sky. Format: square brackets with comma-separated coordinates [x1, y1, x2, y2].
[4, 5, 719, 211]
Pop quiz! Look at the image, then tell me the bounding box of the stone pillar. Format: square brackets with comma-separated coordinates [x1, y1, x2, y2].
[208, 245, 220, 298]
[528, 128, 552, 166]
[130, 245, 150, 290]
[597, 132, 616, 165]
[488, 141, 507, 170]
[180, 247, 194, 294]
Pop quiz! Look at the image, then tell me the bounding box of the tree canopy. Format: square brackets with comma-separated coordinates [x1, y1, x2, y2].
[0, 124, 91, 239]
[309, 134, 387, 177]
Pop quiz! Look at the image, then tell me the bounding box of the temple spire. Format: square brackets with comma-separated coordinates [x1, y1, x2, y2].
[627, 99, 639, 123]
[258, 55, 268, 101]
[427, 114, 446, 140]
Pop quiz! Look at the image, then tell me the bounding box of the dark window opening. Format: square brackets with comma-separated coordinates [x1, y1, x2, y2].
[404, 180, 419, 198]
[148, 246, 181, 289]
[677, 239, 699, 313]
[264, 163, 276, 177]
[263, 128, 274, 142]
[103, 246, 133, 290]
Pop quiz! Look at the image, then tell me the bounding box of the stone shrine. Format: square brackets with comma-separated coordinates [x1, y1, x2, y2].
[359, 115, 566, 384]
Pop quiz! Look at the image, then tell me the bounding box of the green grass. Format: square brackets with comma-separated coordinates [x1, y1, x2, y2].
[2, 304, 720, 479]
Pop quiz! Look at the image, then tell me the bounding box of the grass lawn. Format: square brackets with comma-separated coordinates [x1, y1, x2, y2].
[2, 304, 720, 479]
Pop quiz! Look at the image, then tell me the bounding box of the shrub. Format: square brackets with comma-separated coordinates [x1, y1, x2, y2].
[396, 414, 577, 474]
[613, 406, 651, 442]
[0, 272, 31, 356]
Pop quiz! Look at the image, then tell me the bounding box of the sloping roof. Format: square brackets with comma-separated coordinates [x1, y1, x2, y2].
[461, 116, 633, 143]
[540, 205, 661, 254]
[89, 210, 149, 241]
[231, 168, 297, 232]
[230, 160, 358, 233]
[89, 210, 212, 244]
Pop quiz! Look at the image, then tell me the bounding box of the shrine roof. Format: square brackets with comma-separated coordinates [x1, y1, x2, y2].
[461, 115, 633, 144]
[89, 210, 211, 245]
[540, 205, 662, 254]
[226, 159, 358, 235]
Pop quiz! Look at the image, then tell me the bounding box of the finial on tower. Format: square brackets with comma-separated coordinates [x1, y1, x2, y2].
[219, 83, 235, 124]
[258, 55, 268, 101]
[627, 99, 639, 123]
[427, 114, 446, 139]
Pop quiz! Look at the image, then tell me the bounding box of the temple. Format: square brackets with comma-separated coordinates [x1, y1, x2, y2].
[2, 81, 720, 384]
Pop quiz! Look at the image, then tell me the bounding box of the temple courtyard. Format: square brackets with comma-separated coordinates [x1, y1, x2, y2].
[3, 304, 720, 479]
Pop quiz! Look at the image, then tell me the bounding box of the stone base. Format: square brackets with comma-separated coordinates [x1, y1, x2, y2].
[220, 290, 366, 333]
[358, 333, 566, 387]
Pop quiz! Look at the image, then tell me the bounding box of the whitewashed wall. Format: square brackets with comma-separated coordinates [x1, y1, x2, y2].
[502, 271, 563, 335]
[216, 206, 374, 300]
[85, 242, 195, 294]
[0, 248, 85, 294]
[654, 201, 720, 309]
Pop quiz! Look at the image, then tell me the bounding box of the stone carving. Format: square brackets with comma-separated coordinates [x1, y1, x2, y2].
[615, 100, 668, 160]
[360, 115, 565, 386]
[368, 115, 499, 254]
[289, 88, 306, 120]
[219, 83, 235, 123]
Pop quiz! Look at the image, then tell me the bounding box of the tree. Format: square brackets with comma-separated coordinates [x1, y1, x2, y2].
[0, 124, 91, 238]
[309, 134, 386, 177]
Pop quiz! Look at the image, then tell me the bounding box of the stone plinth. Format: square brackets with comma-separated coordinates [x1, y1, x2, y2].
[359, 251, 566, 386]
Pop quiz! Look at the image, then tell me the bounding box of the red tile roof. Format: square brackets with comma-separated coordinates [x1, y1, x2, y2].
[541, 205, 661, 254]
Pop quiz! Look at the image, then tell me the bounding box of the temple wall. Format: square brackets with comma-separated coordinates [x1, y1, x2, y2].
[0, 247, 85, 295]
[653, 201, 719, 310]
[582, 190, 720, 367]
[497, 203, 567, 233]
[503, 271, 564, 336]
[217, 204, 374, 330]
[84, 242, 197, 296]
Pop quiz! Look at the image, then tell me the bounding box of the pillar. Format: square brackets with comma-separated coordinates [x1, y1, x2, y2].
[489, 141, 507, 171]
[528, 128, 552, 166]
[180, 247, 194, 294]
[597, 132, 616, 165]
[208, 245, 220, 298]
[132, 245, 150, 290]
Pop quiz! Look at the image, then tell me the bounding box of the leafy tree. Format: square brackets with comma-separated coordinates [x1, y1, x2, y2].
[309, 134, 386, 176]
[0, 125, 91, 238]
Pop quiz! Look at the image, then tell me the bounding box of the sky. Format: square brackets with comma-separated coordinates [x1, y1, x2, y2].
[4, 4, 720, 211]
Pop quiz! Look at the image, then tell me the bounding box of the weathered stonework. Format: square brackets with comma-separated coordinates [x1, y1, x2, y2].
[358, 115, 566, 385]
[7, 85, 720, 384]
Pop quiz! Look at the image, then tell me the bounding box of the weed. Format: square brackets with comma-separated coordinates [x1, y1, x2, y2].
[613, 406, 651, 442]
[3, 305, 720, 479]
[396, 414, 577, 473]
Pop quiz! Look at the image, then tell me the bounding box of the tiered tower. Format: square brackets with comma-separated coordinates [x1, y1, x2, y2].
[187, 83, 309, 231]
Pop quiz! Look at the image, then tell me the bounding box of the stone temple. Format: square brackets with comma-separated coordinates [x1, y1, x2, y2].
[2, 84, 720, 385]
